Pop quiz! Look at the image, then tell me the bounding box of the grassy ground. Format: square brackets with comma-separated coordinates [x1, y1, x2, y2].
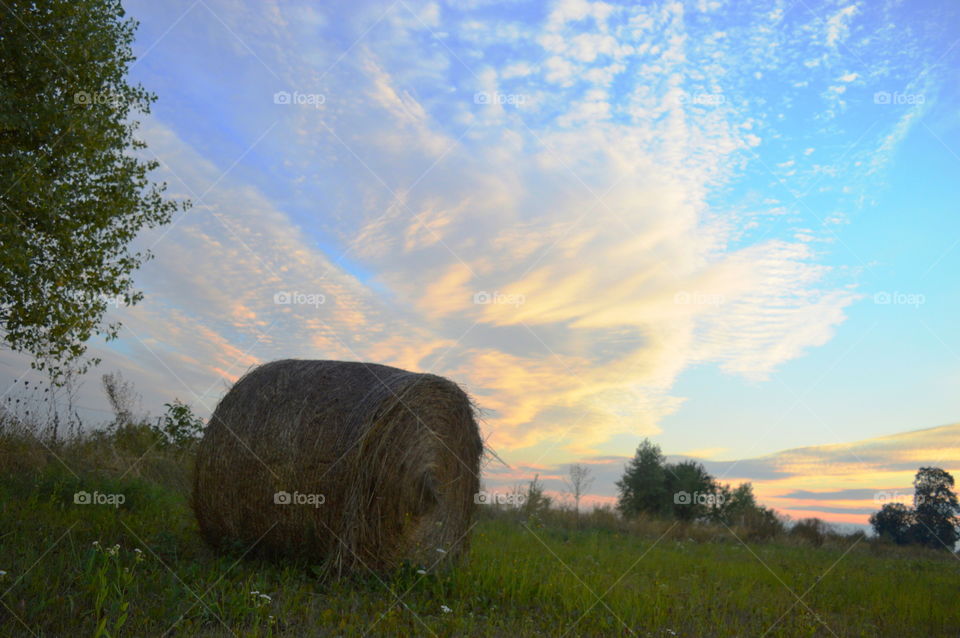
[1, 426, 958, 636]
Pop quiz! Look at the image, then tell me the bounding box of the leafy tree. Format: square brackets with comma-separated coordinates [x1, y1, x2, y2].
[664, 459, 718, 521]
[739, 504, 785, 541]
[869, 503, 914, 545]
[616, 440, 783, 530]
[522, 473, 552, 521]
[616, 439, 669, 518]
[910, 467, 960, 550]
[728, 482, 758, 510]
[710, 482, 756, 524]
[869, 468, 959, 550]
[707, 481, 783, 539]
[0, 0, 188, 383]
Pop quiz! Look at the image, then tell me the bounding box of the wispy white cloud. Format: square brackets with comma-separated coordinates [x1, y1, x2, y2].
[825, 3, 859, 48]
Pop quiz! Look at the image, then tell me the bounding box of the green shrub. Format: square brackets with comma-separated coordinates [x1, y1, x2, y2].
[791, 517, 830, 546]
[150, 400, 204, 451]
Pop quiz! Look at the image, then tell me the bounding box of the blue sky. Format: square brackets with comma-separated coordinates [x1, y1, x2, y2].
[3, 0, 958, 525]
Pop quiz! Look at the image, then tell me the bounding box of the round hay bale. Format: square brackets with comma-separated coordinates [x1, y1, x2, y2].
[193, 359, 483, 574]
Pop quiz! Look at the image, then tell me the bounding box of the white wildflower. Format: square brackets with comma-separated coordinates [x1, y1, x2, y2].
[440, 605, 452, 614]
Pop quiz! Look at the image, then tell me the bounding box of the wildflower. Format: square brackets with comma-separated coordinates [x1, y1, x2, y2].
[92, 541, 100, 549]
[259, 594, 272, 602]
[250, 590, 260, 596]
[436, 548, 446, 554]
[416, 569, 427, 575]
[0, 570, 7, 577]
[440, 605, 452, 614]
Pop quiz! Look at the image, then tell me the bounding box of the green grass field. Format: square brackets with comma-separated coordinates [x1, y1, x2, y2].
[1, 458, 958, 637]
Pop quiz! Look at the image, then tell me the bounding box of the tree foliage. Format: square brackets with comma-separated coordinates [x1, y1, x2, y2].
[0, 0, 187, 382]
[869, 467, 960, 550]
[616, 439, 669, 518]
[616, 438, 777, 530]
[719, 482, 758, 522]
[664, 459, 716, 521]
[522, 473, 552, 521]
[911, 467, 960, 549]
[869, 503, 914, 545]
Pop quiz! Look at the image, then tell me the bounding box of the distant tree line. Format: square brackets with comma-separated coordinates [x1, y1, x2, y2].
[615, 439, 781, 531]
[488, 439, 959, 553]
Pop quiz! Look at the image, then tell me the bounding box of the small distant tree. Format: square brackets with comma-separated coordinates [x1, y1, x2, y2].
[522, 474, 552, 521]
[741, 505, 786, 541]
[664, 459, 717, 522]
[911, 467, 960, 550]
[564, 463, 594, 523]
[870, 503, 914, 545]
[708, 482, 783, 539]
[616, 439, 669, 518]
[710, 482, 756, 525]
[728, 482, 758, 511]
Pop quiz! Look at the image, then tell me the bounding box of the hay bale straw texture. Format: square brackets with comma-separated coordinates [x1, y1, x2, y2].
[193, 359, 483, 574]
